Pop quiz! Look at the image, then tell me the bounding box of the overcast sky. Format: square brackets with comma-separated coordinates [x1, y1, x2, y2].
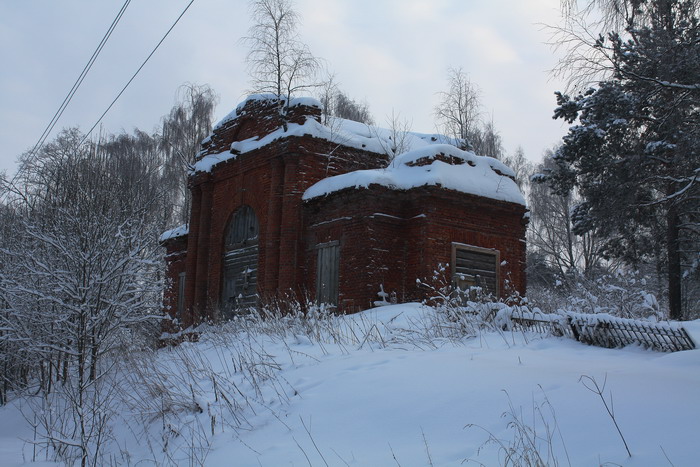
[0, 0, 571, 175]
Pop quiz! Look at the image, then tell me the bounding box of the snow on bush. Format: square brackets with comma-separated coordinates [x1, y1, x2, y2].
[527, 270, 664, 320]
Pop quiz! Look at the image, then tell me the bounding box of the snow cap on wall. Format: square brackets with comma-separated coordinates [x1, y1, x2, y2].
[194, 97, 466, 174]
[193, 94, 521, 199]
[159, 224, 189, 243]
[212, 94, 323, 131]
[303, 144, 526, 206]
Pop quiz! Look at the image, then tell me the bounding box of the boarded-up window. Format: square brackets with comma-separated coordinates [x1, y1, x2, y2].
[221, 206, 259, 317]
[177, 272, 186, 320]
[451, 243, 500, 296]
[316, 241, 339, 306]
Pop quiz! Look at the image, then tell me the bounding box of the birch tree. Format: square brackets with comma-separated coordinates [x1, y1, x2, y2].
[244, 0, 320, 114]
[434, 67, 482, 151]
[160, 83, 217, 225]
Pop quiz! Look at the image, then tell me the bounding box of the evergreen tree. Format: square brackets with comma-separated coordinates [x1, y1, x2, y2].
[544, 0, 700, 319]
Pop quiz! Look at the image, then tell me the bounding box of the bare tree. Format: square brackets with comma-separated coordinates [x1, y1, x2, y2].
[333, 91, 373, 124]
[244, 0, 321, 105]
[372, 109, 413, 164]
[502, 146, 533, 190]
[317, 72, 374, 125]
[0, 199, 20, 406]
[434, 67, 482, 150]
[472, 117, 504, 159]
[547, 10, 619, 90]
[529, 152, 607, 283]
[0, 128, 164, 465]
[318, 71, 339, 125]
[160, 83, 218, 224]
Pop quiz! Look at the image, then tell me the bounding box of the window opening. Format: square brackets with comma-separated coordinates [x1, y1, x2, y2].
[451, 243, 500, 297]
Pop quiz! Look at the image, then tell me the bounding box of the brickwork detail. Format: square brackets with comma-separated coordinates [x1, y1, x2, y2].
[161, 97, 527, 324]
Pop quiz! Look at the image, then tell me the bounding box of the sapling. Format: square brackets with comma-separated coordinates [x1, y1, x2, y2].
[579, 374, 631, 458]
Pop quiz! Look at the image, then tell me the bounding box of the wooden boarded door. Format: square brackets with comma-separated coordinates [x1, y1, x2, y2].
[316, 241, 339, 307]
[221, 206, 259, 317]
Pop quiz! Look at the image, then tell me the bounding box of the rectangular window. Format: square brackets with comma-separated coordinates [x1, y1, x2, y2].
[177, 272, 186, 320]
[316, 241, 339, 306]
[451, 243, 500, 297]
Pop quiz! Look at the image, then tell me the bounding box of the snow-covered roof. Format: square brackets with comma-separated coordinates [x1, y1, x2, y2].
[213, 94, 322, 131]
[195, 96, 522, 206]
[159, 224, 188, 243]
[303, 144, 526, 206]
[194, 95, 465, 174]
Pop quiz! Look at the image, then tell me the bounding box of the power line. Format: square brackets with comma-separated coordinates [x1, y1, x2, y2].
[28, 0, 131, 160]
[80, 0, 195, 146]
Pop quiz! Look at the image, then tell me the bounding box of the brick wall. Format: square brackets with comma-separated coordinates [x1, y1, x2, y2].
[199, 98, 323, 158]
[180, 97, 388, 322]
[165, 96, 527, 324]
[303, 186, 527, 309]
[162, 236, 187, 331]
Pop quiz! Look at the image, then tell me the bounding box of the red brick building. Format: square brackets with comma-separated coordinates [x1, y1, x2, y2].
[161, 95, 527, 327]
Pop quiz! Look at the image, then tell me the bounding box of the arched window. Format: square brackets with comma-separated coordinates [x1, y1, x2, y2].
[221, 205, 259, 317]
[224, 205, 259, 248]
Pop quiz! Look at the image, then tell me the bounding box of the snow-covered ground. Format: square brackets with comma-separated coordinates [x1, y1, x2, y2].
[1, 303, 699, 466]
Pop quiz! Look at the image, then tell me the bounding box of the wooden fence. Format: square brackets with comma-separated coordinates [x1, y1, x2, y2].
[509, 311, 696, 352]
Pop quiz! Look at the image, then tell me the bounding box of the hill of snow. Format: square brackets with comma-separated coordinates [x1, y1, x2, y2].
[1, 303, 698, 466]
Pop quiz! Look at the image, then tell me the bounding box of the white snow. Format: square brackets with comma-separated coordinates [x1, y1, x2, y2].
[303, 144, 526, 205]
[212, 94, 323, 131]
[194, 94, 477, 174]
[158, 223, 188, 243]
[194, 116, 458, 174]
[1, 304, 698, 466]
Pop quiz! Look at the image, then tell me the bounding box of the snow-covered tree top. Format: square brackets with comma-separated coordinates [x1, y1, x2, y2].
[303, 144, 526, 206]
[159, 224, 188, 243]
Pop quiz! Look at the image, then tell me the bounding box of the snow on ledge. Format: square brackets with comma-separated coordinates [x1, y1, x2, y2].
[302, 144, 526, 205]
[159, 224, 189, 243]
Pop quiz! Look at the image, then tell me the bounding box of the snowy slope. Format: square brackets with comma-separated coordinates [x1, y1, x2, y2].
[1, 304, 698, 466]
[205, 307, 700, 466]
